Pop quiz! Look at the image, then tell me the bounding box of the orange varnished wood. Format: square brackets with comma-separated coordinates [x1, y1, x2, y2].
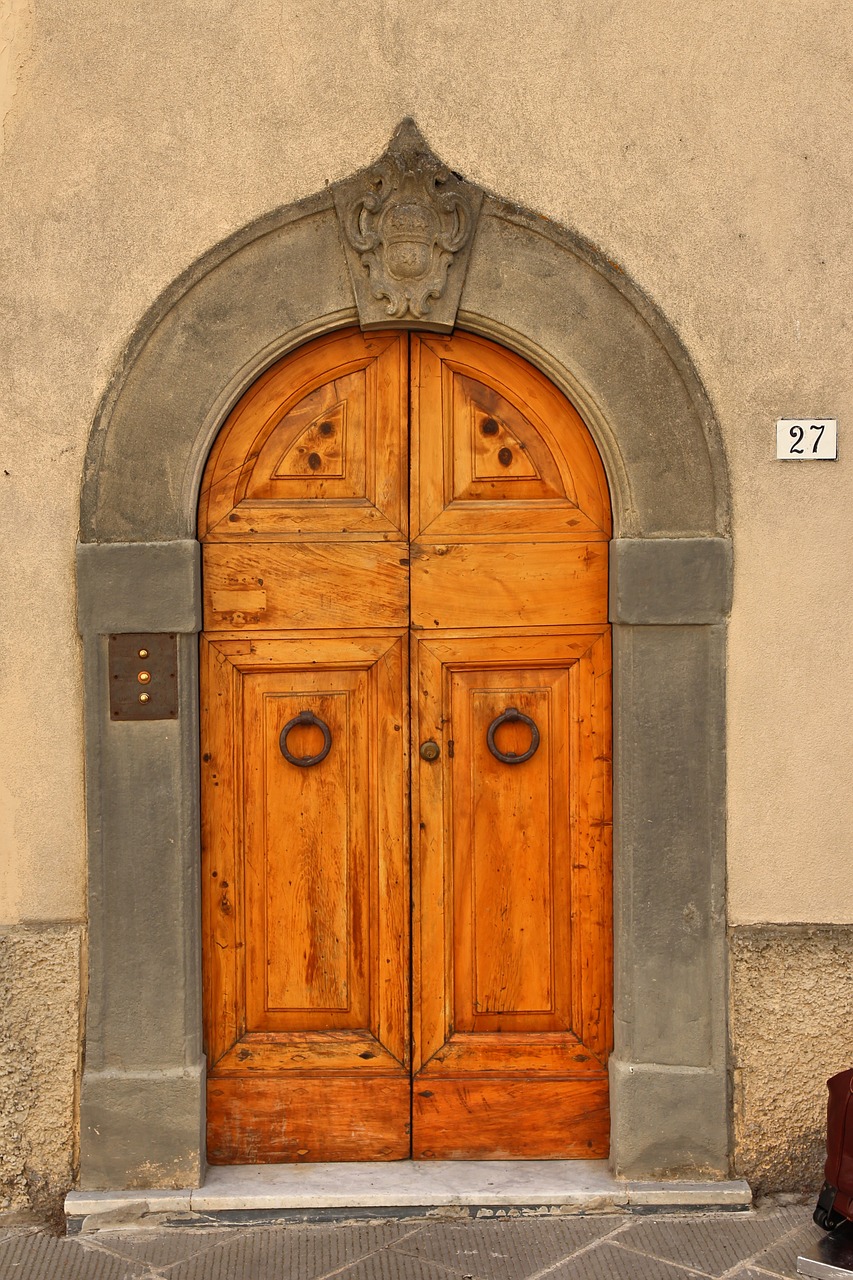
[410, 541, 608, 630]
[207, 1077, 410, 1164]
[411, 1079, 610, 1160]
[201, 631, 409, 1161]
[203, 542, 409, 630]
[410, 332, 611, 540]
[409, 326, 611, 1159]
[411, 629, 612, 1157]
[199, 329, 408, 541]
[200, 327, 612, 1163]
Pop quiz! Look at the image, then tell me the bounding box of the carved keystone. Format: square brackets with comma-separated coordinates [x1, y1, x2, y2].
[333, 119, 483, 332]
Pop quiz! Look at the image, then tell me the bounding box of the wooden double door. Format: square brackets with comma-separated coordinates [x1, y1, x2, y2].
[199, 328, 613, 1163]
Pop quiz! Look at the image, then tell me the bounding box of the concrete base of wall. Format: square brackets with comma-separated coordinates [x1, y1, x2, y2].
[0, 925, 82, 1219]
[730, 924, 853, 1194]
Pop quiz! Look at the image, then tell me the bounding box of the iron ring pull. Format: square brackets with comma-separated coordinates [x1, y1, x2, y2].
[486, 706, 540, 765]
[279, 710, 332, 767]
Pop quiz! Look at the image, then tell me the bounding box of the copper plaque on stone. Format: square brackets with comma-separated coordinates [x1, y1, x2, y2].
[109, 633, 178, 721]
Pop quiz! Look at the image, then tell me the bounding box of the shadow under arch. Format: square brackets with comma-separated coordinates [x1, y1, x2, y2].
[76, 132, 732, 1190]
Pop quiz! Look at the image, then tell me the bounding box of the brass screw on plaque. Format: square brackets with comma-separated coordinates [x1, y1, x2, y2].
[137, 670, 151, 684]
[138, 693, 151, 704]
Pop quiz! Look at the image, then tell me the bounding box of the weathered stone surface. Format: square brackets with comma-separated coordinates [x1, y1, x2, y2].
[80, 202, 354, 545]
[0, 927, 81, 1217]
[80, 629, 202, 1081]
[458, 206, 730, 539]
[730, 924, 853, 1194]
[610, 539, 732, 624]
[333, 118, 483, 331]
[609, 1059, 728, 1178]
[76, 542, 201, 635]
[79, 1067, 205, 1191]
[612, 624, 727, 1070]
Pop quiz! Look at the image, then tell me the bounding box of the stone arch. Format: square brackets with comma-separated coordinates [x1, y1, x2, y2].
[76, 131, 732, 1189]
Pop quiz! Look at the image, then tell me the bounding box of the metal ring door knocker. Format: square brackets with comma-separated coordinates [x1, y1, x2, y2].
[279, 710, 332, 767]
[486, 706, 540, 765]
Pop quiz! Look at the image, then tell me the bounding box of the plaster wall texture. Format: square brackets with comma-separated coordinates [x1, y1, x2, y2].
[730, 926, 853, 1194]
[0, 926, 81, 1216]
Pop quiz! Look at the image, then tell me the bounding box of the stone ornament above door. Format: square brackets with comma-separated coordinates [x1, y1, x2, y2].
[333, 118, 484, 331]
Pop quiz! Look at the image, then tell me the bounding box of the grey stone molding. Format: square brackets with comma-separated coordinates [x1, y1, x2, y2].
[77, 120, 732, 1188]
[76, 541, 201, 634]
[610, 539, 733, 625]
[332, 118, 483, 331]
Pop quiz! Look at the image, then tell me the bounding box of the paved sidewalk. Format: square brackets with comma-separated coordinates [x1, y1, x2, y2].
[0, 1203, 826, 1279]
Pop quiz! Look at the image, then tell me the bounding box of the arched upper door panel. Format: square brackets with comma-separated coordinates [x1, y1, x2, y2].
[411, 331, 611, 541]
[198, 328, 611, 547]
[198, 330, 408, 541]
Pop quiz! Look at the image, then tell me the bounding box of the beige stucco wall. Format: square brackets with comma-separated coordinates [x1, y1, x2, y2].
[0, 0, 851, 1209]
[2, 0, 851, 929]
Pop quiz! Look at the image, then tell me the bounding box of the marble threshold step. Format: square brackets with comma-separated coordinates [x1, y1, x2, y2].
[66, 1161, 752, 1233]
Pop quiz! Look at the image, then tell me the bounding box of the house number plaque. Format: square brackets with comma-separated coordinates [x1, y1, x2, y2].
[776, 419, 837, 460]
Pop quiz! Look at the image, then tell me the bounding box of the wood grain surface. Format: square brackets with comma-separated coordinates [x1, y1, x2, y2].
[200, 328, 612, 1162]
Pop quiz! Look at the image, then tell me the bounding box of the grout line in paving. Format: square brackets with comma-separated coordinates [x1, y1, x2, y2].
[290, 1223, 434, 1280]
[79, 1236, 168, 1280]
[603, 1210, 813, 1280]
[714, 1213, 818, 1280]
[519, 1216, 638, 1280]
[79, 1224, 254, 1279]
[607, 1236, 715, 1277]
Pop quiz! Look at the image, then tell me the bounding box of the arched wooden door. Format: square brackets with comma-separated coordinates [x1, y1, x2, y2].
[199, 328, 613, 1163]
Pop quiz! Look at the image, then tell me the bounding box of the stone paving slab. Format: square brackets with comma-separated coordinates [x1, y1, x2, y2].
[385, 1215, 621, 1279]
[0, 1205, 831, 1280]
[612, 1205, 804, 1276]
[0, 1228, 150, 1279]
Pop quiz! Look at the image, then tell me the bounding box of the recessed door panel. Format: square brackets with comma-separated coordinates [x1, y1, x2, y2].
[411, 630, 612, 1158]
[201, 632, 410, 1162]
[199, 329, 408, 541]
[411, 331, 611, 540]
[453, 669, 570, 1027]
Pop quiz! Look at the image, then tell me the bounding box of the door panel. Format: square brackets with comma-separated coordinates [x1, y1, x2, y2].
[199, 329, 408, 541]
[411, 331, 611, 540]
[200, 327, 612, 1164]
[207, 1077, 411, 1164]
[201, 632, 410, 1162]
[203, 542, 409, 630]
[411, 629, 612, 1158]
[410, 541, 608, 630]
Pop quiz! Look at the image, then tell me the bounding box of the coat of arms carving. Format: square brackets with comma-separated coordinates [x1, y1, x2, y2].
[333, 119, 483, 331]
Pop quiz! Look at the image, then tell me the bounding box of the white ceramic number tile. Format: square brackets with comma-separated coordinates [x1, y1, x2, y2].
[777, 419, 837, 460]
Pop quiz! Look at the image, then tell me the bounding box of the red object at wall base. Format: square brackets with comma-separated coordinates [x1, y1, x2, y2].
[814, 1068, 853, 1231]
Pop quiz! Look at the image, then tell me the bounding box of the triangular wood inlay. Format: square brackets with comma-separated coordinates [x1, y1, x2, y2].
[272, 401, 347, 479]
[451, 374, 566, 505]
[471, 404, 540, 480]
